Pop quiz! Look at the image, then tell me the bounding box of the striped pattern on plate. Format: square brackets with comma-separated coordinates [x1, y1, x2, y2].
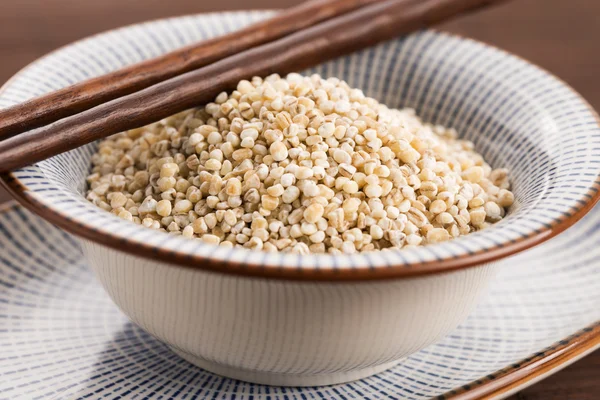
[0, 201, 599, 399]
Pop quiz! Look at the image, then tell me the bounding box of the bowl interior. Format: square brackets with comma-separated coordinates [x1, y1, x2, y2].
[3, 11, 600, 274]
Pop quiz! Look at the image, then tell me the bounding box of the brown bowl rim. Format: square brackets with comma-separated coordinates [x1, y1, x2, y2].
[2, 14, 600, 282]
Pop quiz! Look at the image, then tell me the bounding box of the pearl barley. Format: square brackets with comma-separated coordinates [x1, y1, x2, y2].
[87, 73, 513, 254]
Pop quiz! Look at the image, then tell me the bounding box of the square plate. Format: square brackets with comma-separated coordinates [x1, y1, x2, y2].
[1, 201, 599, 399]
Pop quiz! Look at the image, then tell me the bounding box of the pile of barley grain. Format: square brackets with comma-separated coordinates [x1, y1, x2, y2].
[86, 73, 513, 254]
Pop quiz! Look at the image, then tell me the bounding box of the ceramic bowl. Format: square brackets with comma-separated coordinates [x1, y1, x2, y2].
[2, 11, 600, 387]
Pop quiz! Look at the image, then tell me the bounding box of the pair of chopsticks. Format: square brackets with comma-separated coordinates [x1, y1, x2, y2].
[0, 0, 509, 173]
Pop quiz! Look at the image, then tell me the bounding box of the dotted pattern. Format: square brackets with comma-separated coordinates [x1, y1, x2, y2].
[3, 12, 600, 272]
[1, 201, 599, 399]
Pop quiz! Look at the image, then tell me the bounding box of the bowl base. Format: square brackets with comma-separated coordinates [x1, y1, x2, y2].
[168, 346, 402, 386]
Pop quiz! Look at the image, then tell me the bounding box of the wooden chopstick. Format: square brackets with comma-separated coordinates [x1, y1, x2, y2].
[0, 0, 380, 141]
[0, 0, 509, 173]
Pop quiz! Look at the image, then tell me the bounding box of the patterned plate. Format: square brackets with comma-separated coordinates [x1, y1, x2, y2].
[1, 200, 599, 400]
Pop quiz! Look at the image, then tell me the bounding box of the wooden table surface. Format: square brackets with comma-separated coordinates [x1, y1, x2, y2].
[0, 0, 599, 398]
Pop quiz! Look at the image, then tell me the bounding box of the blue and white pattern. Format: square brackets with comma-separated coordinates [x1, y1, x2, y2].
[2, 12, 600, 274]
[1, 201, 599, 399]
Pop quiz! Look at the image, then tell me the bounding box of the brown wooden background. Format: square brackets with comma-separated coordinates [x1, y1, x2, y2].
[1, 0, 599, 398]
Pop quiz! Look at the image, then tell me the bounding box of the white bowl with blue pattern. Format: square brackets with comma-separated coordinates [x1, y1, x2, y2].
[2, 11, 600, 387]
